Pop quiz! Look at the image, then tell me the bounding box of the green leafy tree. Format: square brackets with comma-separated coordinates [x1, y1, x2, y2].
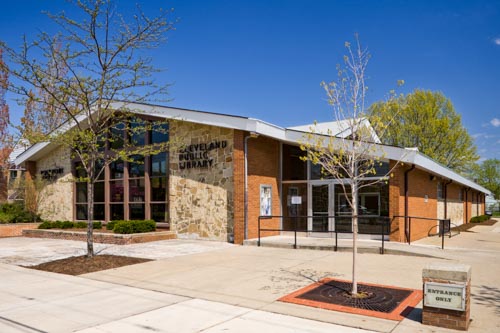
[1, 0, 176, 257]
[473, 159, 500, 199]
[301, 36, 404, 296]
[369, 89, 478, 173]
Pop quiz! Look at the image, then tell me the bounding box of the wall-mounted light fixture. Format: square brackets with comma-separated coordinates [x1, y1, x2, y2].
[429, 175, 437, 181]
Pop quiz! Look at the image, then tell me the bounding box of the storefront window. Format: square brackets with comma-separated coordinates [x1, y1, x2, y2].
[151, 203, 167, 222]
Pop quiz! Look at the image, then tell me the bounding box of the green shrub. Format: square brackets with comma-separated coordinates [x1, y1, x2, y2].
[61, 221, 75, 229]
[0, 203, 40, 223]
[113, 220, 156, 234]
[38, 221, 53, 229]
[113, 221, 134, 234]
[92, 221, 102, 229]
[470, 215, 490, 223]
[106, 220, 119, 230]
[74, 222, 87, 228]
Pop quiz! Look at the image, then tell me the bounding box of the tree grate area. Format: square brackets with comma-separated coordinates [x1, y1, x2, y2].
[297, 279, 413, 313]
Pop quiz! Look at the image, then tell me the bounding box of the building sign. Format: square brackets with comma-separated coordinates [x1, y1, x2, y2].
[291, 196, 302, 205]
[41, 167, 64, 181]
[179, 140, 227, 170]
[424, 282, 466, 311]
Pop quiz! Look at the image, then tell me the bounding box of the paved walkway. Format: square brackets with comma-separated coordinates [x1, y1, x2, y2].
[0, 219, 499, 332]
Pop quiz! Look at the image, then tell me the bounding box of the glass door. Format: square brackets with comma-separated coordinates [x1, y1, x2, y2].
[311, 184, 330, 232]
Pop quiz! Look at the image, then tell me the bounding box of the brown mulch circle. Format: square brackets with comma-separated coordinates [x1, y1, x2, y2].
[26, 255, 151, 275]
[451, 219, 497, 232]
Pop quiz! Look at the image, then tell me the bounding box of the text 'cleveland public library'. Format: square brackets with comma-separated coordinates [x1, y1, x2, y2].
[12, 102, 490, 244]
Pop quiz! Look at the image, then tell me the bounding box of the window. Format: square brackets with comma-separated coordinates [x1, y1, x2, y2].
[437, 182, 444, 200]
[282, 144, 307, 181]
[129, 119, 146, 146]
[74, 118, 169, 223]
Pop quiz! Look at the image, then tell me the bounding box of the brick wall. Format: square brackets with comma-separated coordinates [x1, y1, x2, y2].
[233, 130, 245, 244]
[246, 136, 280, 241]
[0, 223, 41, 237]
[389, 164, 438, 242]
[23, 229, 176, 245]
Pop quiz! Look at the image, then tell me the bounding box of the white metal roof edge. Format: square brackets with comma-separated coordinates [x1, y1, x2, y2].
[284, 129, 491, 196]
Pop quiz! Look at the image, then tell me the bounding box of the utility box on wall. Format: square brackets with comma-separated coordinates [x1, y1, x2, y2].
[422, 263, 471, 331]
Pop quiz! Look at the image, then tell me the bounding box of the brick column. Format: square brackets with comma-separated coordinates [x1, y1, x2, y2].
[422, 263, 471, 331]
[233, 130, 245, 245]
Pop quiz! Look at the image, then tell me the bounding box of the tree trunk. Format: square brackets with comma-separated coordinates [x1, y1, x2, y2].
[351, 180, 358, 295]
[86, 180, 94, 258]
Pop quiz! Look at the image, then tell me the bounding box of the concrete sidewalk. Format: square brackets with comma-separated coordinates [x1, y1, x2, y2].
[0, 263, 373, 333]
[0, 219, 498, 332]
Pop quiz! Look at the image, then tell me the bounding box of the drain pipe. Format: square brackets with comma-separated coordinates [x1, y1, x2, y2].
[464, 187, 470, 224]
[443, 179, 452, 219]
[244, 132, 259, 240]
[404, 164, 416, 243]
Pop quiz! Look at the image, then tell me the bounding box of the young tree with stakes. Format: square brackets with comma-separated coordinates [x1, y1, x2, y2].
[301, 37, 404, 296]
[1, 0, 176, 257]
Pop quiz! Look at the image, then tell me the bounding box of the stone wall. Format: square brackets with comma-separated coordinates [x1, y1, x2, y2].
[36, 146, 73, 221]
[169, 121, 234, 241]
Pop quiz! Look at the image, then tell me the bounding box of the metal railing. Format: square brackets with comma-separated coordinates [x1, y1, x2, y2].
[392, 215, 451, 249]
[257, 215, 391, 254]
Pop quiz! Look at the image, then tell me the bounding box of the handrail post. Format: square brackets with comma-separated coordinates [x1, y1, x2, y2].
[294, 216, 297, 249]
[381, 218, 385, 255]
[258, 216, 261, 247]
[408, 217, 412, 245]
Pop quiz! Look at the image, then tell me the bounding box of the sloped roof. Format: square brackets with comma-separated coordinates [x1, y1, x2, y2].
[287, 118, 381, 143]
[14, 101, 492, 196]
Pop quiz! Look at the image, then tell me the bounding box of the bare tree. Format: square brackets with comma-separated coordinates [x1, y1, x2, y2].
[0, 49, 12, 202]
[301, 36, 403, 295]
[1, 0, 176, 257]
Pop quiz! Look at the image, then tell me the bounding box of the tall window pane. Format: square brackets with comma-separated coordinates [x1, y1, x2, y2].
[110, 180, 124, 202]
[152, 123, 169, 144]
[151, 152, 167, 176]
[129, 155, 145, 178]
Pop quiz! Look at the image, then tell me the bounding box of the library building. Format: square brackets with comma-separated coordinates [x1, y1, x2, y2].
[13, 102, 490, 244]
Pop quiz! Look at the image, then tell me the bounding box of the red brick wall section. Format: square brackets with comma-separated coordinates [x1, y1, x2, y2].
[0, 223, 42, 237]
[389, 163, 439, 242]
[233, 130, 245, 245]
[247, 136, 280, 241]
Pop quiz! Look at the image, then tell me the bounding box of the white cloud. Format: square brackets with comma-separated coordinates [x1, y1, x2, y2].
[494, 38, 500, 45]
[491, 118, 500, 127]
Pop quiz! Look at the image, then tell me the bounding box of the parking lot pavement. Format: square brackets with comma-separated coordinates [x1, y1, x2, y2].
[0, 237, 234, 266]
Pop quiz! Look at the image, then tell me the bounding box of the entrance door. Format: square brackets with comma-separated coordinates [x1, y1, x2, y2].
[311, 184, 330, 232]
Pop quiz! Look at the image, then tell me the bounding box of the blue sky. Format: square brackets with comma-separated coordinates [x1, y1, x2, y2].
[1, 0, 499, 160]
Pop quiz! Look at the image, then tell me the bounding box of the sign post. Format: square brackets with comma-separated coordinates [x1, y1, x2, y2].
[422, 263, 471, 331]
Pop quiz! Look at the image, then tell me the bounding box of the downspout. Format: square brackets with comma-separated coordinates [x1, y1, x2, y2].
[404, 164, 416, 243]
[464, 187, 470, 224]
[443, 179, 452, 219]
[244, 132, 259, 240]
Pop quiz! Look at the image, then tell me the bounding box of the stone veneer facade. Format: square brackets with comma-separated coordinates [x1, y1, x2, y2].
[169, 121, 235, 241]
[36, 146, 73, 221]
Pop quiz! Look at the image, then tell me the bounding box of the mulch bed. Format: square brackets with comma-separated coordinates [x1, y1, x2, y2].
[25, 255, 151, 275]
[451, 219, 497, 232]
